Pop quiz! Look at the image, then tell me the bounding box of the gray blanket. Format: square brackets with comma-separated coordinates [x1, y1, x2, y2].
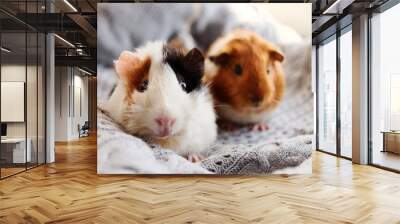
[98, 108, 312, 174]
[97, 3, 313, 174]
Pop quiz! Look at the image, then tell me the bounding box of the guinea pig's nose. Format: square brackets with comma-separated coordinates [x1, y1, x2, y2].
[250, 95, 263, 107]
[155, 116, 176, 128]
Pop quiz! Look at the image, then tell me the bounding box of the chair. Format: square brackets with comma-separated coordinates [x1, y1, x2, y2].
[79, 121, 90, 138]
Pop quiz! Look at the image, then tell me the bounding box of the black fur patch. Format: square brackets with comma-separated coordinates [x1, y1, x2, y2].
[162, 45, 204, 93]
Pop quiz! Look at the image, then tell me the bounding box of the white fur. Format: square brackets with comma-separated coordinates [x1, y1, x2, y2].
[103, 41, 217, 157]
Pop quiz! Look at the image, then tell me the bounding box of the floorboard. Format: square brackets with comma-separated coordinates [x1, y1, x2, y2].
[1, 135, 400, 223]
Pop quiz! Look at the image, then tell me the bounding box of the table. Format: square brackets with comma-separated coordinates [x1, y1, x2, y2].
[381, 131, 400, 155]
[1, 138, 31, 163]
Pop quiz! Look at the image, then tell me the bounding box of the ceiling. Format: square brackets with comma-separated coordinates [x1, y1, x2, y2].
[0, 0, 393, 73]
[0, 0, 98, 73]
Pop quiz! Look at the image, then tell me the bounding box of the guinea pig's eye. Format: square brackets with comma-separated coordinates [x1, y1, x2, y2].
[137, 79, 148, 92]
[179, 81, 186, 90]
[266, 66, 271, 75]
[234, 64, 242, 76]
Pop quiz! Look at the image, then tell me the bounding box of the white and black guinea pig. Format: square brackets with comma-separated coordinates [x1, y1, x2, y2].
[103, 41, 217, 163]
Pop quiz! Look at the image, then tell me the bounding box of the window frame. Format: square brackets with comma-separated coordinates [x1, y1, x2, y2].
[315, 23, 353, 161]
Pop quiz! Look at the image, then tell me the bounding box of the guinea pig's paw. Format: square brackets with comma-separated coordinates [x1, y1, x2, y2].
[186, 153, 205, 163]
[249, 122, 269, 132]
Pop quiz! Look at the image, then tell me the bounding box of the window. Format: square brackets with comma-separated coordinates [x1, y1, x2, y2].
[317, 36, 337, 154]
[370, 2, 400, 171]
[0, 1, 46, 179]
[339, 27, 352, 158]
[316, 25, 353, 159]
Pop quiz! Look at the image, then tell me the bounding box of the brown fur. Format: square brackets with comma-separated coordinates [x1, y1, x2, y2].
[114, 52, 151, 102]
[205, 29, 285, 116]
[125, 57, 151, 96]
[167, 35, 189, 54]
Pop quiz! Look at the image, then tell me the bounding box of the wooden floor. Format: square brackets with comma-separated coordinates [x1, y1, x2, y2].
[373, 150, 400, 171]
[1, 135, 400, 224]
[1, 167, 26, 178]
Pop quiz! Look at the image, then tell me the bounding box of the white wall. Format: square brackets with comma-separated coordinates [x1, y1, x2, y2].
[55, 67, 69, 141]
[1, 65, 39, 138]
[263, 3, 312, 40]
[54, 67, 89, 141]
[71, 73, 89, 138]
[1, 63, 46, 164]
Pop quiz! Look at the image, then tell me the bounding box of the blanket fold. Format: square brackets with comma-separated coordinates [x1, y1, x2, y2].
[98, 109, 312, 174]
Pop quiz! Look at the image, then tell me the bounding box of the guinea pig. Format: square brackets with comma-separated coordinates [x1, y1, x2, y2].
[103, 41, 217, 162]
[203, 29, 285, 131]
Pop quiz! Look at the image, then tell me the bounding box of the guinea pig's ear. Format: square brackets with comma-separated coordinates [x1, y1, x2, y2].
[114, 51, 140, 81]
[183, 48, 204, 77]
[114, 51, 151, 92]
[208, 52, 230, 66]
[270, 49, 284, 62]
[182, 48, 205, 91]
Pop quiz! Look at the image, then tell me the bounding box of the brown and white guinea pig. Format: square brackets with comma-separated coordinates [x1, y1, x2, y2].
[203, 29, 285, 130]
[103, 41, 217, 162]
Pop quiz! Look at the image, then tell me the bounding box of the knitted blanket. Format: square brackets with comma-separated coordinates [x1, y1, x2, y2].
[97, 3, 314, 174]
[98, 108, 312, 174]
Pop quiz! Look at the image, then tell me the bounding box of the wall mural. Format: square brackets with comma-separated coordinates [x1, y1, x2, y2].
[97, 3, 313, 175]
